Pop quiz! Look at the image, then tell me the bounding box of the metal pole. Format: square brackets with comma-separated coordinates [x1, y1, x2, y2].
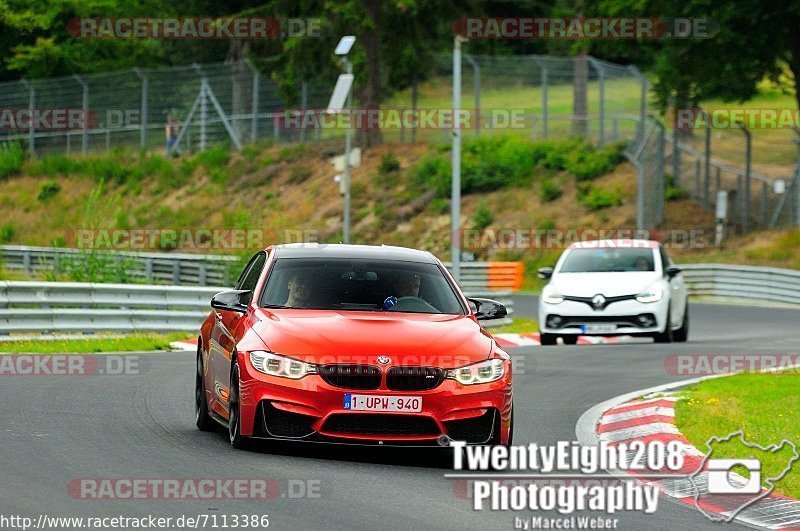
[627, 65, 647, 142]
[133, 69, 148, 150]
[737, 122, 752, 232]
[541, 63, 549, 138]
[300, 81, 308, 142]
[245, 59, 260, 143]
[411, 73, 418, 143]
[200, 79, 208, 151]
[343, 59, 353, 244]
[451, 37, 464, 282]
[20, 80, 35, 156]
[73, 75, 88, 154]
[465, 55, 480, 137]
[703, 111, 711, 206]
[590, 59, 606, 147]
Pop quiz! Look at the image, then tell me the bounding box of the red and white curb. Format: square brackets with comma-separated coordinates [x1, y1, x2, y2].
[170, 338, 198, 351]
[577, 379, 800, 529]
[493, 333, 634, 349]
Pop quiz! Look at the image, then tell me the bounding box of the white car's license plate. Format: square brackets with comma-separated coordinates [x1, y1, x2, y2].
[344, 394, 422, 412]
[581, 323, 617, 334]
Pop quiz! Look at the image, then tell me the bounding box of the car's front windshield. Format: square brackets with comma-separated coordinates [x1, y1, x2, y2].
[259, 257, 465, 314]
[558, 247, 656, 273]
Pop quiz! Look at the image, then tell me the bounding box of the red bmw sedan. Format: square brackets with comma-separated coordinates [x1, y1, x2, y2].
[195, 244, 513, 448]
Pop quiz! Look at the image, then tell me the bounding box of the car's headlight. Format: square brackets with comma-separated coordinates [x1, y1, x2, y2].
[541, 285, 564, 305]
[446, 358, 505, 385]
[249, 351, 317, 379]
[636, 283, 663, 303]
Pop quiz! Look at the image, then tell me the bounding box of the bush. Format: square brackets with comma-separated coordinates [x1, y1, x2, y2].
[242, 145, 259, 163]
[0, 223, 15, 243]
[577, 184, 623, 210]
[83, 156, 130, 184]
[564, 146, 623, 180]
[540, 179, 562, 202]
[37, 180, 61, 201]
[429, 197, 449, 215]
[32, 154, 77, 177]
[278, 144, 306, 162]
[0, 143, 25, 180]
[195, 145, 231, 169]
[472, 201, 493, 229]
[538, 218, 556, 230]
[665, 185, 690, 201]
[378, 153, 400, 175]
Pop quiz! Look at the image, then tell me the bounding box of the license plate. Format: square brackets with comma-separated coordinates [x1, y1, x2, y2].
[343, 394, 422, 412]
[581, 323, 617, 334]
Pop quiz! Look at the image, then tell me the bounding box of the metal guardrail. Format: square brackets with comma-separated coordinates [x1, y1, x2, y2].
[681, 264, 800, 306]
[0, 246, 524, 292]
[0, 281, 513, 334]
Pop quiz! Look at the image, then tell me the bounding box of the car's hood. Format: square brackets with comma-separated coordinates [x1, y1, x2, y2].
[250, 308, 493, 366]
[550, 272, 661, 297]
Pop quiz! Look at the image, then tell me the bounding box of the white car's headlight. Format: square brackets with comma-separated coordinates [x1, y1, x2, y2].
[249, 351, 317, 379]
[636, 283, 664, 303]
[446, 358, 505, 385]
[541, 285, 564, 304]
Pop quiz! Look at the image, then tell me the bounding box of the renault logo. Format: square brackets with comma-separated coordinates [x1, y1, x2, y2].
[591, 294, 606, 310]
[377, 356, 391, 364]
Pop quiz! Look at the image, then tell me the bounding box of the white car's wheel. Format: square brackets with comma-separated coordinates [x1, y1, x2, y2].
[673, 305, 689, 342]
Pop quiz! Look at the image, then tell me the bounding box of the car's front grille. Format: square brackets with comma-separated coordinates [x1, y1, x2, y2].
[319, 364, 381, 390]
[386, 366, 446, 391]
[444, 409, 497, 444]
[546, 314, 656, 329]
[321, 414, 440, 436]
[260, 401, 315, 438]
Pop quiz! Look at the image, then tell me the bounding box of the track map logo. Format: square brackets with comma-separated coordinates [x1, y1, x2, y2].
[689, 430, 799, 523]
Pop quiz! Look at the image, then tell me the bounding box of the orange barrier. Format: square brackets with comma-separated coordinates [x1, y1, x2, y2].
[487, 262, 524, 291]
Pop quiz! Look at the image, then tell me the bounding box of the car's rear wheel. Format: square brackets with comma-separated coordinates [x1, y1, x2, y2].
[653, 309, 673, 343]
[673, 305, 689, 342]
[195, 348, 215, 432]
[561, 335, 578, 345]
[540, 333, 557, 345]
[228, 360, 249, 449]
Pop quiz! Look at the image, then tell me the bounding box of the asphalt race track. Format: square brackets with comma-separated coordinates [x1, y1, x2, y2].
[3, 299, 800, 530]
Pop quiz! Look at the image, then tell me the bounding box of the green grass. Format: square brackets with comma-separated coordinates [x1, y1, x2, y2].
[0, 143, 26, 179]
[0, 332, 189, 354]
[489, 317, 539, 334]
[676, 372, 800, 498]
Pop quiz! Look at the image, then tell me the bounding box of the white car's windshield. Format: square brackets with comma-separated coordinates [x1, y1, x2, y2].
[558, 248, 656, 273]
[260, 257, 465, 314]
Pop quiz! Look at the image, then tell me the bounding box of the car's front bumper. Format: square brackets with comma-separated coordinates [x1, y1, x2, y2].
[538, 298, 668, 335]
[238, 357, 513, 446]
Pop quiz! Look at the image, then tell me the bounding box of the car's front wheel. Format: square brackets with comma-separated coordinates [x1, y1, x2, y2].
[673, 305, 689, 342]
[561, 335, 578, 345]
[195, 348, 215, 432]
[653, 309, 674, 343]
[540, 333, 557, 345]
[228, 360, 250, 449]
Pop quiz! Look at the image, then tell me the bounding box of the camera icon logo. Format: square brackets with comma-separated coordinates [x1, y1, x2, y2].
[707, 459, 762, 494]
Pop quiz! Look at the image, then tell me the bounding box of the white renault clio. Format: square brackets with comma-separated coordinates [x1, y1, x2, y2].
[537, 239, 688, 345]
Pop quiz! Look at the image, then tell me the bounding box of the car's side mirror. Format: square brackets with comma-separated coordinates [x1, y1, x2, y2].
[468, 298, 508, 321]
[665, 266, 682, 279]
[538, 267, 554, 279]
[211, 290, 251, 313]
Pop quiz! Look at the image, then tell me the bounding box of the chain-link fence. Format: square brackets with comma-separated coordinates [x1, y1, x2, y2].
[627, 117, 665, 229]
[0, 55, 646, 156]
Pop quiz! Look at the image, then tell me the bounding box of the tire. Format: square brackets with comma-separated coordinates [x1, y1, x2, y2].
[561, 335, 578, 345]
[653, 309, 673, 343]
[540, 333, 557, 345]
[228, 360, 250, 449]
[195, 348, 215, 432]
[673, 305, 689, 343]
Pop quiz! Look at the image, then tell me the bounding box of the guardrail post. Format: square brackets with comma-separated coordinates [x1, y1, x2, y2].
[145, 258, 153, 284]
[199, 264, 208, 286]
[172, 262, 181, 285]
[23, 250, 31, 273]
